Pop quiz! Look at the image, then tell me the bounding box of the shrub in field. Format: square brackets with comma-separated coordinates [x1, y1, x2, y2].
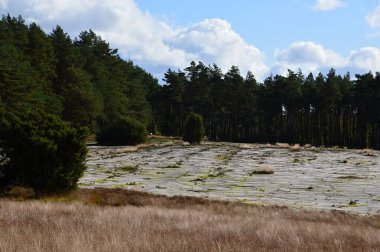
[0, 110, 88, 194]
[96, 117, 147, 146]
[183, 113, 204, 144]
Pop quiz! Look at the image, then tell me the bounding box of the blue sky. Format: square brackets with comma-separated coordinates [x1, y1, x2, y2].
[1, 0, 380, 81]
[135, 0, 375, 54]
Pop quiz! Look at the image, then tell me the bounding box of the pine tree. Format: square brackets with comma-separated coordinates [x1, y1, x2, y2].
[183, 113, 204, 144]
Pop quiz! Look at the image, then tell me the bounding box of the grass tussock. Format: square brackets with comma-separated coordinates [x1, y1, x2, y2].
[0, 188, 379, 252]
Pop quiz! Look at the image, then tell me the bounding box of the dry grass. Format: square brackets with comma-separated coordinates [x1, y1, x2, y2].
[0, 188, 379, 252]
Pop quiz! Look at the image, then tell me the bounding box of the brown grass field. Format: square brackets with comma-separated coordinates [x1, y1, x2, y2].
[0, 188, 379, 252]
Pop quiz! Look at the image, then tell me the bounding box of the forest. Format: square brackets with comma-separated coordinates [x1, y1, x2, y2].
[1, 15, 380, 150]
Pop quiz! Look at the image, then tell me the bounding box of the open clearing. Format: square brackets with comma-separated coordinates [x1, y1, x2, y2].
[80, 142, 380, 214]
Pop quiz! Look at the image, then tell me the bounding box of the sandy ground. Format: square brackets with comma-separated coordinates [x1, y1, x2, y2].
[80, 142, 380, 214]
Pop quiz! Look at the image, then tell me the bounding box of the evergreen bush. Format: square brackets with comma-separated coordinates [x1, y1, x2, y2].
[96, 117, 147, 146]
[183, 113, 204, 144]
[0, 110, 88, 194]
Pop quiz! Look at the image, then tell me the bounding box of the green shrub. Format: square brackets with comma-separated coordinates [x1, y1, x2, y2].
[96, 117, 147, 146]
[183, 113, 204, 144]
[0, 110, 88, 194]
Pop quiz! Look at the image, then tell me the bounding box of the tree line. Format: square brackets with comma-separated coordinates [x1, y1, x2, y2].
[1, 15, 380, 150]
[159, 62, 380, 149]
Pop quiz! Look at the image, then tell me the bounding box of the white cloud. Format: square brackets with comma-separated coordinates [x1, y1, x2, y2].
[273, 41, 380, 76]
[99, 13, 268, 80]
[348, 47, 380, 72]
[24, 0, 95, 20]
[366, 2, 380, 29]
[90, 0, 193, 68]
[312, 0, 346, 11]
[274, 41, 347, 74]
[167, 19, 268, 79]
[2, 0, 268, 80]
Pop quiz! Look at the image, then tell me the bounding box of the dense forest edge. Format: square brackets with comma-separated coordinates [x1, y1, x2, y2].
[1, 15, 380, 150]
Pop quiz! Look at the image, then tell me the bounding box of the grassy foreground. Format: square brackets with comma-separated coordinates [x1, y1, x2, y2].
[0, 188, 379, 252]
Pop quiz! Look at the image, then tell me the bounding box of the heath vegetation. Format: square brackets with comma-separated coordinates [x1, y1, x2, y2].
[0, 188, 379, 252]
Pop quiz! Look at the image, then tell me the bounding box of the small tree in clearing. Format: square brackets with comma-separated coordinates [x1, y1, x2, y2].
[183, 113, 204, 144]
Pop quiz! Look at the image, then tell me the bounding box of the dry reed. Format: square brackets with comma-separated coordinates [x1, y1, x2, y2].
[0, 188, 379, 252]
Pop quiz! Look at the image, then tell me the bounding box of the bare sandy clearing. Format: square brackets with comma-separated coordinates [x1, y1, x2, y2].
[81, 142, 380, 214]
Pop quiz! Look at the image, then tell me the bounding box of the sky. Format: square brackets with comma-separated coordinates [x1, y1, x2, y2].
[1, 0, 380, 81]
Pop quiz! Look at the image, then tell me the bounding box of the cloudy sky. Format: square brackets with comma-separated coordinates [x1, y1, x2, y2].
[1, 0, 380, 81]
